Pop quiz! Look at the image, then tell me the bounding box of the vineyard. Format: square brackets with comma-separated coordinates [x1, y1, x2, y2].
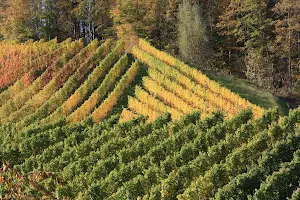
[1, 107, 300, 199]
[0, 38, 266, 126]
[0, 38, 299, 199]
[0, 38, 142, 127]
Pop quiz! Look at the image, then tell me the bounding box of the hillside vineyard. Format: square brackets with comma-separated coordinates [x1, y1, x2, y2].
[0, 38, 299, 199]
[1, 108, 300, 199]
[0, 38, 265, 126]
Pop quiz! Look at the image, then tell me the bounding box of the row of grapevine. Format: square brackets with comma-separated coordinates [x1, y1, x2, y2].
[252, 149, 300, 200]
[147, 68, 211, 116]
[1, 36, 299, 200]
[67, 53, 128, 123]
[15, 39, 113, 128]
[0, 40, 61, 105]
[0, 38, 67, 106]
[49, 39, 122, 120]
[58, 114, 186, 197]
[0, 40, 84, 118]
[91, 60, 141, 122]
[99, 109, 274, 199]
[84, 111, 243, 199]
[1, 38, 153, 126]
[0, 39, 100, 124]
[21, 38, 74, 86]
[56, 115, 169, 197]
[113, 108, 296, 200]
[143, 77, 196, 115]
[215, 133, 300, 200]
[45, 116, 145, 174]
[134, 85, 182, 120]
[132, 47, 245, 119]
[127, 96, 162, 121]
[61, 112, 218, 198]
[1, 104, 299, 199]
[179, 108, 300, 199]
[13, 115, 122, 173]
[138, 39, 264, 118]
[106, 110, 256, 199]
[0, 38, 59, 89]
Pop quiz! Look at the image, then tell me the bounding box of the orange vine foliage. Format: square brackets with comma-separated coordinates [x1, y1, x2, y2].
[0, 39, 58, 89]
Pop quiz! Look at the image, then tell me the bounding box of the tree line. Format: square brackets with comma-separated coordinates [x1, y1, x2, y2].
[0, 0, 299, 99]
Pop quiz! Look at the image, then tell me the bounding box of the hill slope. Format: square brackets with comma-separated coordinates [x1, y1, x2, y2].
[0, 39, 141, 128]
[0, 38, 290, 127]
[1, 107, 300, 199]
[0, 38, 299, 199]
[204, 71, 290, 116]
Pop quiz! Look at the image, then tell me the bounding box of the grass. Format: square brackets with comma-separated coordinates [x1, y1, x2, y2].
[203, 71, 290, 116]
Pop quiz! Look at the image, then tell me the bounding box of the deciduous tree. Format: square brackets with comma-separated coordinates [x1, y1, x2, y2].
[273, 0, 300, 91]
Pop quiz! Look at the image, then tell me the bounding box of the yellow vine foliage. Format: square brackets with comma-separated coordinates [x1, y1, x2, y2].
[92, 61, 140, 123]
[147, 68, 211, 114]
[60, 39, 116, 117]
[142, 77, 194, 115]
[67, 54, 129, 123]
[138, 39, 264, 118]
[133, 42, 264, 119]
[127, 96, 162, 122]
[2, 39, 99, 123]
[135, 86, 182, 120]
[119, 108, 137, 123]
[0, 40, 83, 119]
[0, 39, 62, 106]
[133, 47, 206, 98]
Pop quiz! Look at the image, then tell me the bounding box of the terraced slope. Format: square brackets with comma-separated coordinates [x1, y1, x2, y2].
[0, 38, 271, 127]
[121, 39, 264, 122]
[1, 107, 299, 199]
[0, 39, 141, 128]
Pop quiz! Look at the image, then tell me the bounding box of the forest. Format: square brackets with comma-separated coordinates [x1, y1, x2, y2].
[0, 0, 299, 103]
